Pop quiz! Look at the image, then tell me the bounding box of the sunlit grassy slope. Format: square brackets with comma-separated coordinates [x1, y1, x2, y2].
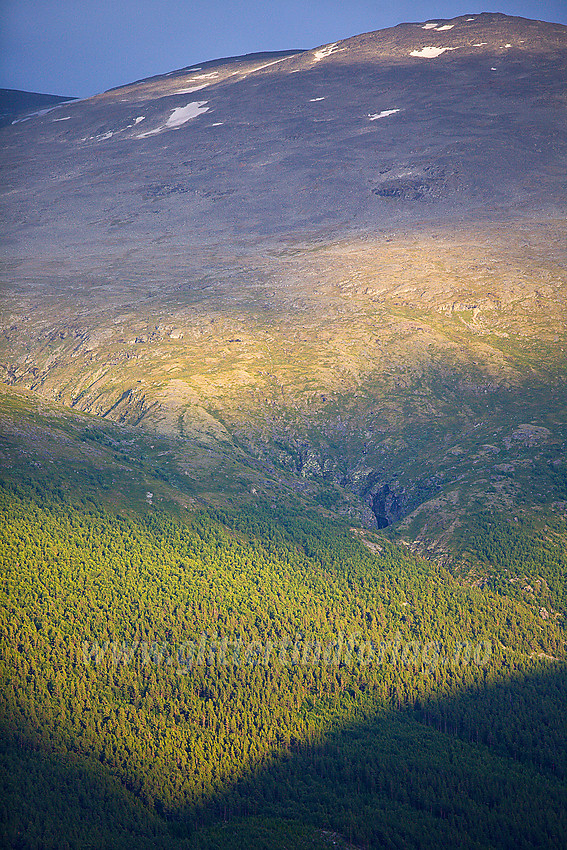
[2, 220, 567, 847]
[2, 14, 567, 846]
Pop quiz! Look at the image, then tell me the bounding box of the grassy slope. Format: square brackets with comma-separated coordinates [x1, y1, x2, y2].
[2, 217, 567, 848]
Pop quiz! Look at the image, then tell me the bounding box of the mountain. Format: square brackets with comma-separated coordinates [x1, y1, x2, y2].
[1, 12, 567, 546]
[1, 13, 566, 849]
[0, 88, 77, 128]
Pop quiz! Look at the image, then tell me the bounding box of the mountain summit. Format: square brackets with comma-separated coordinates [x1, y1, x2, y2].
[3, 12, 566, 248]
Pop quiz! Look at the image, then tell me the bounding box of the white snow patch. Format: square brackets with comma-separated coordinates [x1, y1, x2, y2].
[53, 116, 71, 121]
[211, 122, 224, 126]
[491, 67, 497, 71]
[134, 116, 145, 124]
[12, 105, 66, 123]
[166, 101, 209, 128]
[11, 97, 82, 124]
[310, 97, 325, 101]
[173, 84, 209, 94]
[249, 57, 289, 73]
[187, 72, 218, 80]
[136, 101, 209, 137]
[368, 108, 400, 120]
[466, 17, 476, 21]
[423, 22, 454, 32]
[473, 43, 488, 46]
[505, 43, 512, 48]
[410, 46, 459, 58]
[313, 42, 345, 61]
[96, 131, 114, 140]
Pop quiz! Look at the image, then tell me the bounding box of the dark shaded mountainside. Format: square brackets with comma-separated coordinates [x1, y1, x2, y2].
[1, 13, 567, 850]
[0, 89, 76, 128]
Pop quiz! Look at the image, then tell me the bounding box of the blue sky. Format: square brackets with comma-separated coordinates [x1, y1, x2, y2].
[1, 0, 566, 97]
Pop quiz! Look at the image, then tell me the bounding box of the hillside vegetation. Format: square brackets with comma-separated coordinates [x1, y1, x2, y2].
[1, 393, 566, 847]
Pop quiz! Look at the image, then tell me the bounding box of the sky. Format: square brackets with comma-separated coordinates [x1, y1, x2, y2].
[1, 0, 566, 98]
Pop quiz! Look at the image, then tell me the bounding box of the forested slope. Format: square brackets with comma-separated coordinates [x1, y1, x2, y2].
[1, 463, 565, 848]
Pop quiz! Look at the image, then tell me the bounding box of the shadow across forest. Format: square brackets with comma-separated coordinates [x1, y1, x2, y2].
[1, 439, 566, 849]
[3, 661, 566, 850]
[179, 662, 567, 850]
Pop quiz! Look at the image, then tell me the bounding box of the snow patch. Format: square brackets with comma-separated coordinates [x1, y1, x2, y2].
[136, 101, 209, 138]
[310, 97, 325, 102]
[410, 46, 459, 58]
[12, 103, 70, 123]
[368, 108, 400, 120]
[134, 116, 145, 124]
[53, 116, 71, 121]
[473, 43, 488, 47]
[173, 84, 209, 94]
[187, 72, 218, 80]
[165, 101, 209, 128]
[313, 43, 345, 61]
[422, 22, 454, 31]
[211, 122, 224, 126]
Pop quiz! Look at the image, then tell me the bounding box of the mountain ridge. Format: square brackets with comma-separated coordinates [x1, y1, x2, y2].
[0, 88, 77, 127]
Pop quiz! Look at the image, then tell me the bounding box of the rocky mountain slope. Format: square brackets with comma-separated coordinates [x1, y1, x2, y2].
[1, 13, 567, 549]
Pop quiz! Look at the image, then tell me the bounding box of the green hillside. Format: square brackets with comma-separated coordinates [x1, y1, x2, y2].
[1, 394, 565, 848]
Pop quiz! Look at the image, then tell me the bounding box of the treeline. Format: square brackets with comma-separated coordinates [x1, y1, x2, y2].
[0, 479, 565, 848]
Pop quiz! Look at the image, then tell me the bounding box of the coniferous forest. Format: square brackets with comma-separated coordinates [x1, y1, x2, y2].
[1, 459, 566, 849]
